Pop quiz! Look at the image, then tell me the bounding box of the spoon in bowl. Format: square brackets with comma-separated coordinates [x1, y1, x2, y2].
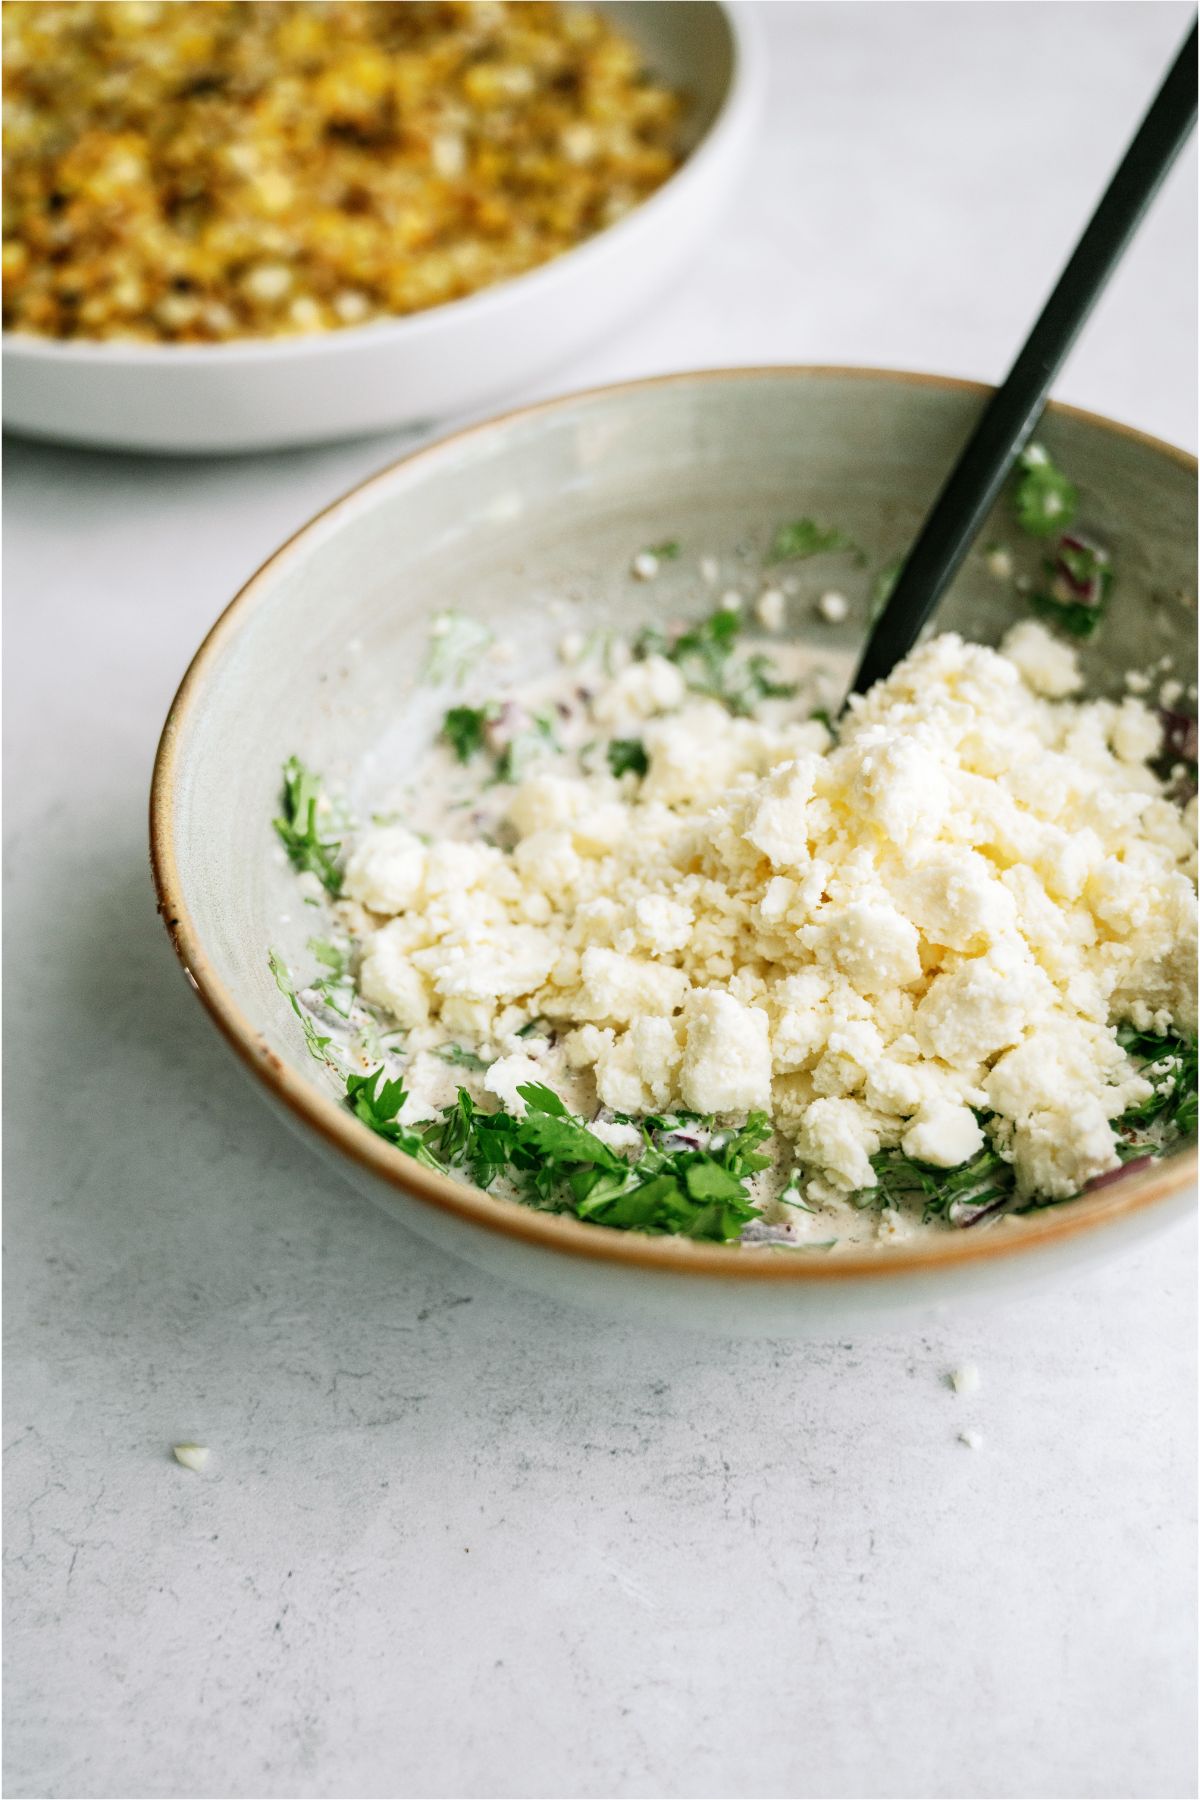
[847, 18, 1197, 702]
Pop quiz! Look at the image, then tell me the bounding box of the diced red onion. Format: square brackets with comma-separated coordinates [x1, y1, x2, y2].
[1051, 531, 1108, 607]
[1086, 1156, 1153, 1192]
[659, 1129, 708, 1153]
[952, 1194, 1013, 1229]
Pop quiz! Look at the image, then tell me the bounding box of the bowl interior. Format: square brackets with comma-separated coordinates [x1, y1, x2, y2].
[157, 369, 1197, 1244]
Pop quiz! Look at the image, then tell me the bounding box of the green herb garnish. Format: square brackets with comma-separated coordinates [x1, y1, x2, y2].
[268, 948, 335, 1064]
[345, 1080, 774, 1242]
[644, 539, 681, 561]
[495, 712, 559, 784]
[273, 757, 343, 896]
[434, 1042, 492, 1072]
[308, 937, 348, 976]
[865, 1142, 1015, 1226]
[305, 935, 355, 1019]
[607, 737, 649, 778]
[768, 519, 864, 565]
[637, 607, 796, 718]
[1116, 1027, 1198, 1140]
[1029, 537, 1112, 639]
[1012, 445, 1078, 538]
[441, 704, 497, 763]
[1029, 591, 1108, 639]
[345, 1067, 446, 1170]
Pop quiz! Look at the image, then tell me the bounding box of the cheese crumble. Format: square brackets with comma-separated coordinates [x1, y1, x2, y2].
[329, 617, 1196, 1224]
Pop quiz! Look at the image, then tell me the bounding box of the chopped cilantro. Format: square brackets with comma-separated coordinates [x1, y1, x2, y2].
[440, 703, 559, 782]
[268, 948, 335, 1064]
[308, 937, 348, 977]
[515, 1016, 550, 1038]
[865, 1142, 1015, 1227]
[303, 935, 355, 1018]
[1116, 1027, 1197, 1140]
[273, 757, 343, 896]
[768, 519, 864, 565]
[644, 539, 681, 560]
[441, 704, 496, 763]
[344, 1079, 775, 1242]
[1029, 534, 1112, 639]
[434, 1042, 492, 1071]
[1012, 444, 1078, 538]
[345, 1067, 446, 1170]
[637, 607, 795, 718]
[607, 737, 649, 778]
[809, 707, 835, 733]
[495, 712, 558, 783]
[1029, 591, 1108, 639]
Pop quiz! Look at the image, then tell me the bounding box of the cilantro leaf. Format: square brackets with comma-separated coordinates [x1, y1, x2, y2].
[434, 1042, 492, 1071]
[644, 539, 681, 560]
[637, 608, 795, 718]
[607, 737, 649, 778]
[414, 1085, 772, 1243]
[1116, 1027, 1197, 1141]
[441, 704, 496, 763]
[1029, 592, 1108, 639]
[1029, 534, 1112, 639]
[516, 1097, 626, 1169]
[768, 519, 864, 565]
[273, 757, 343, 896]
[1012, 445, 1078, 538]
[300, 935, 356, 1019]
[308, 937, 349, 977]
[345, 1066, 446, 1170]
[268, 948, 335, 1064]
[864, 1141, 1015, 1227]
[495, 712, 558, 784]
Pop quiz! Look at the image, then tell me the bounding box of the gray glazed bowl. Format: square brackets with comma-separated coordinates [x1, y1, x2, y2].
[151, 369, 1197, 1335]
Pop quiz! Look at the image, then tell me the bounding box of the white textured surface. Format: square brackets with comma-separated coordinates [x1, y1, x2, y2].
[4, 5, 1196, 1796]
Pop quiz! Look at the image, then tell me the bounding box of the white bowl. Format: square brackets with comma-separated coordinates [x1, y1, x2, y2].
[2, 2, 761, 455]
[150, 368, 1197, 1337]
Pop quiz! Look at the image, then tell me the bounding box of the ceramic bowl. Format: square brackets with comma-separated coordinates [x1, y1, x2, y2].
[151, 368, 1197, 1336]
[3, 2, 760, 456]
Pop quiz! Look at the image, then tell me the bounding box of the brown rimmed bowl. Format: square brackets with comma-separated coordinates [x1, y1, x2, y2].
[150, 368, 1197, 1335]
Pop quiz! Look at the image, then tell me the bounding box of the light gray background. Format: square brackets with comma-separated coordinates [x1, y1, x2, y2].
[4, 5, 1197, 1797]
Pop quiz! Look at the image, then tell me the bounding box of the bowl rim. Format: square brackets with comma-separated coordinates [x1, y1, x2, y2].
[149, 364, 1198, 1285]
[2, 0, 759, 369]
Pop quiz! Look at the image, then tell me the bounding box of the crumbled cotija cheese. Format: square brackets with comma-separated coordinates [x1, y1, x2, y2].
[344, 624, 1196, 1205]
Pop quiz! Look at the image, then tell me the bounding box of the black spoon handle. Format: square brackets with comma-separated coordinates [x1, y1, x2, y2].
[849, 19, 1198, 701]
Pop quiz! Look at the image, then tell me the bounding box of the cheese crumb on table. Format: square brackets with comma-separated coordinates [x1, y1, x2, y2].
[173, 1444, 209, 1474]
[950, 1363, 981, 1396]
